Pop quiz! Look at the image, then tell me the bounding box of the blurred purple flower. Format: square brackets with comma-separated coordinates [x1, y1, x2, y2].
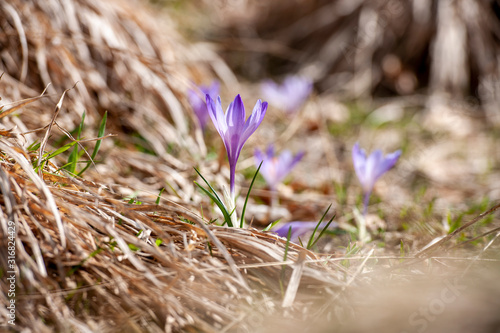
[352, 142, 401, 215]
[188, 81, 219, 131]
[261, 75, 313, 113]
[273, 221, 337, 242]
[206, 94, 268, 197]
[254, 145, 304, 191]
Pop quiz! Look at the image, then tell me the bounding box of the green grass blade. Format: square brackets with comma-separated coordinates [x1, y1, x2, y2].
[240, 161, 262, 228]
[307, 204, 332, 249]
[46, 141, 78, 161]
[66, 111, 86, 174]
[79, 111, 86, 131]
[156, 188, 165, 205]
[263, 218, 281, 232]
[283, 226, 292, 262]
[194, 181, 233, 227]
[66, 120, 83, 173]
[229, 206, 237, 220]
[66, 145, 79, 174]
[207, 241, 213, 256]
[308, 214, 336, 249]
[78, 111, 107, 176]
[193, 167, 224, 204]
[280, 226, 293, 295]
[56, 161, 80, 174]
[27, 140, 41, 152]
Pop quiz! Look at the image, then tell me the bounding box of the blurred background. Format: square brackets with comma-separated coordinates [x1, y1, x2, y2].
[173, 0, 500, 122]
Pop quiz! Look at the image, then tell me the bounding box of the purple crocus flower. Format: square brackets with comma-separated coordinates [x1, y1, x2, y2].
[206, 94, 268, 197]
[261, 75, 313, 113]
[352, 142, 401, 215]
[254, 145, 304, 191]
[188, 81, 219, 131]
[273, 221, 337, 242]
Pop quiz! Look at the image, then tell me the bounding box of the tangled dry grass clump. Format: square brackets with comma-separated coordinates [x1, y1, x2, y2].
[0, 0, 235, 161]
[1, 0, 500, 332]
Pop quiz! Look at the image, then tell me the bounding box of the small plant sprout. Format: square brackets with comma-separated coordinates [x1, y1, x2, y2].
[206, 94, 267, 226]
[352, 142, 401, 216]
[261, 75, 313, 114]
[188, 81, 219, 131]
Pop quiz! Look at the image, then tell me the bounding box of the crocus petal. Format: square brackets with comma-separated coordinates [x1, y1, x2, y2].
[205, 94, 217, 124]
[227, 132, 242, 164]
[287, 150, 305, 172]
[207, 81, 220, 97]
[352, 143, 367, 184]
[226, 94, 246, 129]
[242, 100, 267, 143]
[254, 146, 303, 189]
[255, 147, 276, 187]
[265, 144, 275, 157]
[293, 151, 306, 165]
[364, 149, 384, 190]
[277, 150, 304, 183]
[375, 150, 401, 179]
[261, 80, 281, 103]
[273, 221, 337, 242]
[189, 81, 220, 131]
[187, 89, 202, 110]
[261, 80, 278, 93]
[206, 94, 227, 135]
[254, 148, 265, 163]
[275, 150, 293, 182]
[352, 143, 401, 194]
[261, 75, 312, 113]
[188, 89, 206, 129]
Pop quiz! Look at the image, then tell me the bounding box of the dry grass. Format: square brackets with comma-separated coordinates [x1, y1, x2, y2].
[0, 131, 343, 332]
[1, 0, 500, 332]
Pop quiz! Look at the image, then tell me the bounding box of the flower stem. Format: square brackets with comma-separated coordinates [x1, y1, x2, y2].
[362, 191, 371, 217]
[223, 186, 238, 227]
[266, 186, 278, 221]
[228, 163, 238, 226]
[229, 162, 236, 199]
[229, 196, 238, 227]
[270, 186, 278, 209]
